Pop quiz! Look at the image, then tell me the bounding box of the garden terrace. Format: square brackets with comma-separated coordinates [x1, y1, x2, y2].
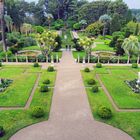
[81, 66, 140, 140]
[0, 65, 56, 140]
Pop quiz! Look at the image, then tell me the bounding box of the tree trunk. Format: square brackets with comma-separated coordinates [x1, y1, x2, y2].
[0, 0, 7, 52]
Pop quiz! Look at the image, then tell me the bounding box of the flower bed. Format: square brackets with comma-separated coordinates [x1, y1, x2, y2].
[0, 79, 13, 92]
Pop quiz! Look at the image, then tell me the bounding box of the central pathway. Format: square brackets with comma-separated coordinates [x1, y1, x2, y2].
[10, 51, 133, 140]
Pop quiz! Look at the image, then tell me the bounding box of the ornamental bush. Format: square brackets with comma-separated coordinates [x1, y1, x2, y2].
[0, 126, 5, 137]
[92, 85, 99, 93]
[84, 67, 90, 72]
[34, 63, 39, 67]
[132, 63, 138, 68]
[97, 106, 112, 119]
[43, 79, 50, 85]
[31, 106, 45, 118]
[40, 85, 49, 92]
[47, 66, 54, 72]
[96, 63, 102, 68]
[87, 79, 96, 85]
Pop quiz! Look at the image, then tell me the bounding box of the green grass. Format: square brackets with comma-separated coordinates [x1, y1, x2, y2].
[82, 67, 140, 140]
[92, 44, 114, 52]
[52, 51, 62, 59]
[22, 46, 40, 51]
[0, 65, 56, 140]
[0, 73, 37, 107]
[72, 51, 86, 59]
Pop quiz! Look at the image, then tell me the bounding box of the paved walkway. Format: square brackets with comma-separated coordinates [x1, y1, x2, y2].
[10, 51, 133, 140]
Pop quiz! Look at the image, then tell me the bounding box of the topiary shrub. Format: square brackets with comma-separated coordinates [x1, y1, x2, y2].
[40, 85, 49, 92]
[96, 63, 102, 68]
[31, 106, 45, 118]
[47, 66, 54, 72]
[43, 79, 50, 85]
[92, 85, 99, 93]
[132, 63, 138, 68]
[87, 79, 96, 85]
[34, 63, 39, 67]
[84, 67, 90, 72]
[97, 106, 112, 119]
[0, 126, 5, 137]
[0, 63, 2, 67]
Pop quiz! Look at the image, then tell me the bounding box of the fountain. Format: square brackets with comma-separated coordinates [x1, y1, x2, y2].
[125, 72, 140, 93]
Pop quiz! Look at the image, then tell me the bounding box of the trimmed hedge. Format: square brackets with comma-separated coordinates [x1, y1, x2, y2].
[92, 85, 99, 93]
[97, 106, 112, 119]
[40, 85, 49, 92]
[87, 79, 96, 85]
[84, 67, 90, 72]
[132, 63, 138, 68]
[31, 106, 45, 118]
[47, 66, 54, 72]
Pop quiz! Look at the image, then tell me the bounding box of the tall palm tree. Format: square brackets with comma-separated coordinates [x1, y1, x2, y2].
[4, 15, 13, 32]
[122, 36, 140, 64]
[0, 0, 7, 52]
[99, 14, 111, 37]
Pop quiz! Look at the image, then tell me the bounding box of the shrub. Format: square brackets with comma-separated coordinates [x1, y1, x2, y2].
[0, 63, 2, 67]
[96, 63, 102, 68]
[40, 85, 49, 92]
[31, 106, 45, 118]
[43, 79, 50, 85]
[47, 66, 54, 72]
[34, 63, 39, 67]
[97, 106, 112, 119]
[0, 126, 5, 137]
[132, 63, 138, 68]
[84, 67, 90, 72]
[87, 79, 96, 85]
[92, 85, 99, 93]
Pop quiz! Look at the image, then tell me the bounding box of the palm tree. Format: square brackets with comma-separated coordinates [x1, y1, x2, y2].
[0, 0, 7, 52]
[99, 14, 112, 37]
[4, 15, 13, 32]
[122, 36, 140, 64]
[45, 13, 53, 29]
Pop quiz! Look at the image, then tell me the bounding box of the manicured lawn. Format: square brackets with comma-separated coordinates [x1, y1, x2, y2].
[0, 65, 56, 140]
[100, 67, 140, 109]
[22, 46, 40, 51]
[92, 44, 114, 52]
[81, 67, 140, 140]
[72, 51, 86, 59]
[52, 51, 62, 59]
[0, 73, 37, 106]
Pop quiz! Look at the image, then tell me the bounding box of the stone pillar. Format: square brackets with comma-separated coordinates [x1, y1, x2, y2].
[88, 55, 90, 63]
[78, 54, 80, 63]
[118, 55, 120, 64]
[36, 57, 38, 63]
[26, 55, 28, 63]
[5, 54, 8, 62]
[56, 55, 59, 63]
[16, 53, 18, 62]
[46, 56, 48, 63]
[98, 55, 100, 63]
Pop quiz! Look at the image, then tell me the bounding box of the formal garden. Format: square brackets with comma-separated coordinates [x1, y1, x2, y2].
[0, 0, 140, 140]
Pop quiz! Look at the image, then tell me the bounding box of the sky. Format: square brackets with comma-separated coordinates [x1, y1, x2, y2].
[26, 0, 140, 9]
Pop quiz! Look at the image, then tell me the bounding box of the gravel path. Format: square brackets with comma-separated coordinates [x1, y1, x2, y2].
[10, 51, 133, 140]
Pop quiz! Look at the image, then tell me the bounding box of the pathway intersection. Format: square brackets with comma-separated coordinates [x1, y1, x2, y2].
[10, 51, 133, 140]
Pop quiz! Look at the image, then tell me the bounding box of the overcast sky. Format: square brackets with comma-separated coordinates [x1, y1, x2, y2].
[26, 0, 140, 9]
